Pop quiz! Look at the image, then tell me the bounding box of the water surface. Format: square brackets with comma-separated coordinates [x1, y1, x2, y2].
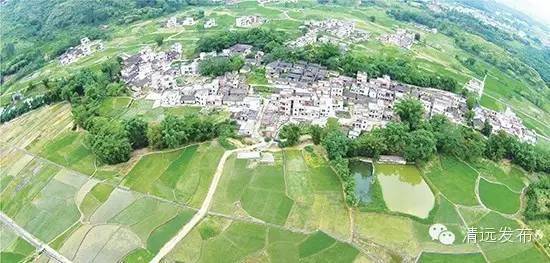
[376, 164, 435, 218]
[349, 160, 374, 204]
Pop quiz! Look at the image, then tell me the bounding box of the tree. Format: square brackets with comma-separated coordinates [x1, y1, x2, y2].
[279, 123, 301, 147]
[160, 115, 189, 148]
[460, 127, 486, 161]
[466, 94, 477, 110]
[404, 130, 436, 162]
[381, 122, 408, 154]
[481, 119, 492, 136]
[1, 42, 16, 58]
[196, 10, 205, 19]
[199, 56, 244, 77]
[414, 33, 421, 41]
[322, 130, 349, 160]
[124, 117, 149, 149]
[147, 124, 164, 149]
[465, 109, 475, 127]
[352, 129, 387, 160]
[368, 16, 376, 22]
[155, 35, 164, 47]
[87, 118, 132, 165]
[394, 98, 424, 130]
[484, 131, 510, 161]
[309, 125, 323, 145]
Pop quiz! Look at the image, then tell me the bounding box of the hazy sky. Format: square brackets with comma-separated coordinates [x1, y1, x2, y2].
[495, 0, 550, 26]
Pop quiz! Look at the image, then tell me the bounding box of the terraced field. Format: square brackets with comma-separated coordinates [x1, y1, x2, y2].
[0, 224, 35, 262]
[164, 216, 360, 263]
[211, 147, 351, 240]
[1, 1, 549, 261]
[1, 101, 548, 262]
[122, 141, 225, 207]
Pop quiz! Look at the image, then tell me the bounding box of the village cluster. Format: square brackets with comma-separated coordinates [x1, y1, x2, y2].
[288, 19, 370, 49]
[116, 16, 536, 143]
[165, 15, 217, 28]
[164, 14, 265, 29]
[378, 28, 416, 49]
[59, 37, 104, 65]
[119, 43, 535, 143]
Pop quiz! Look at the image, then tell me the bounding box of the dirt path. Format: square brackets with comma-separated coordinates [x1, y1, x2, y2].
[150, 141, 269, 263]
[0, 212, 72, 263]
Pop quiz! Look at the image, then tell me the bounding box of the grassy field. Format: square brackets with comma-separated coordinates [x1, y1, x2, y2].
[1, 1, 549, 261]
[0, 103, 73, 150]
[418, 252, 486, 263]
[0, 224, 36, 262]
[470, 160, 527, 193]
[211, 147, 350, 239]
[423, 156, 479, 206]
[40, 131, 97, 175]
[164, 216, 360, 263]
[213, 151, 294, 225]
[122, 141, 225, 207]
[79, 183, 115, 220]
[478, 178, 521, 214]
[474, 212, 548, 262]
[0, 144, 197, 263]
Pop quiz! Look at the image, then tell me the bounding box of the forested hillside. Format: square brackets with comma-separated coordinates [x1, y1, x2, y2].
[0, 0, 214, 84]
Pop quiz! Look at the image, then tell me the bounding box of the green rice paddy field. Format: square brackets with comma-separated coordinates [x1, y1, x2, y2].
[0, 1, 549, 259]
[0, 105, 226, 262]
[1, 116, 547, 262]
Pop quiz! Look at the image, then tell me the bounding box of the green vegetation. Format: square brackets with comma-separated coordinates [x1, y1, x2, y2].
[87, 117, 133, 164]
[166, 218, 360, 263]
[394, 98, 425, 130]
[123, 142, 224, 205]
[478, 178, 520, 214]
[80, 183, 115, 219]
[524, 177, 550, 220]
[124, 117, 149, 149]
[199, 56, 244, 77]
[418, 252, 486, 263]
[278, 123, 302, 147]
[424, 156, 479, 206]
[475, 212, 548, 262]
[41, 131, 97, 174]
[149, 114, 236, 150]
[196, 28, 287, 53]
[147, 211, 194, 253]
[122, 249, 153, 263]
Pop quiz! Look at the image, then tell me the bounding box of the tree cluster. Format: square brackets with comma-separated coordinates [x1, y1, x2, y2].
[524, 176, 550, 221]
[86, 117, 133, 165]
[302, 98, 548, 173]
[148, 114, 236, 150]
[199, 56, 244, 77]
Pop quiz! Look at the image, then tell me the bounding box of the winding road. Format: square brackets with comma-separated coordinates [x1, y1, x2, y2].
[0, 211, 72, 263]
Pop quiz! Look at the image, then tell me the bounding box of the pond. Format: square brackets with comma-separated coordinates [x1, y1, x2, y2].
[349, 160, 375, 204]
[376, 164, 435, 218]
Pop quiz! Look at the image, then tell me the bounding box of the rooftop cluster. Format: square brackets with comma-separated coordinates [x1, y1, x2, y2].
[59, 37, 104, 65]
[288, 19, 369, 49]
[378, 29, 416, 49]
[235, 15, 265, 28]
